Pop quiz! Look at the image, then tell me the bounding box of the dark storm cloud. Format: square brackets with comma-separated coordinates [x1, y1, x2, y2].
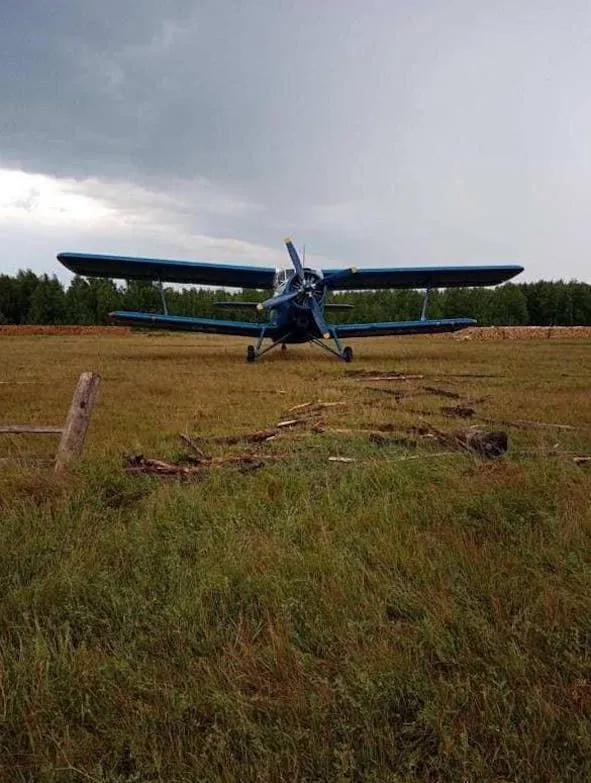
[2, 0, 591, 278]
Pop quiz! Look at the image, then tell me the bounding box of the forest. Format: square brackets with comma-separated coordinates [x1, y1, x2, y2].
[0, 270, 590, 326]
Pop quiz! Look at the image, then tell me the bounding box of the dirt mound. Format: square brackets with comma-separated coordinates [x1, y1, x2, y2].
[453, 326, 591, 340]
[0, 325, 131, 336]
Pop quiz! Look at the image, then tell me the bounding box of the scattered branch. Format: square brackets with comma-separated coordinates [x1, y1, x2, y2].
[480, 417, 576, 431]
[421, 386, 462, 400]
[179, 432, 210, 459]
[288, 401, 347, 413]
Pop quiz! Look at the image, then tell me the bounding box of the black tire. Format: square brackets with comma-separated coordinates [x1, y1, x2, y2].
[342, 346, 353, 363]
[246, 345, 256, 363]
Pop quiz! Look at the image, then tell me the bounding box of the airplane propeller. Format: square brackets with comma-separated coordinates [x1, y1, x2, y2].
[285, 238, 305, 279]
[256, 238, 357, 339]
[256, 289, 300, 311]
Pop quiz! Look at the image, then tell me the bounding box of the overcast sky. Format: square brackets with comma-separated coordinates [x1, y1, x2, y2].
[1, 0, 590, 282]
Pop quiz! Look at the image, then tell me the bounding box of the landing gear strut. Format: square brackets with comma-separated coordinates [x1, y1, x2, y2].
[247, 328, 353, 363]
[246, 327, 297, 362]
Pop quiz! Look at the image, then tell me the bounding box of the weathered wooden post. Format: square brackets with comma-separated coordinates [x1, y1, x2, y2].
[54, 372, 101, 473]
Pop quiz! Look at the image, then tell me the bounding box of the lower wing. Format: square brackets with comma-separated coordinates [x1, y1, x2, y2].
[109, 311, 276, 338]
[333, 318, 476, 338]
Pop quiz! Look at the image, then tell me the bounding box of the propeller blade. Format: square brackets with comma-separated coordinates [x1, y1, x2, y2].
[257, 289, 300, 311]
[284, 237, 305, 279]
[322, 267, 358, 289]
[310, 297, 331, 339]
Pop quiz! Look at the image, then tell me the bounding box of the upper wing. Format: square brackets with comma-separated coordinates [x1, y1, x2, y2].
[322, 265, 523, 290]
[333, 318, 476, 338]
[109, 311, 276, 338]
[57, 252, 276, 289]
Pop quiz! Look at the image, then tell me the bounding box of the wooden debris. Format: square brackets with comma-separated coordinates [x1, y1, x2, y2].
[481, 417, 576, 431]
[359, 374, 424, 382]
[347, 370, 424, 380]
[179, 432, 210, 459]
[440, 406, 476, 419]
[574, 456, 591, 466]
[0, 424, 64, 434]
[288, 401, 314, 412]
[448, 428, 508, 457]
[422, 386, 462, 400]
[365, 387, 409, 399]
[126, 455, 202, 477]
[276, 419, 300, 429]
[328, 456, 356, 463]
[211, 428, 279, 445]
[288, 401, 347, 413]
[362, 422, 508, 458]
[126, 451, 282, 477]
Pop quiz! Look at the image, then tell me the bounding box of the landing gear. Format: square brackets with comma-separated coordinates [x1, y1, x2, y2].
[342, 346, 353, 363]
[246, 345, 256, 363]
[281, 343, 287, 351]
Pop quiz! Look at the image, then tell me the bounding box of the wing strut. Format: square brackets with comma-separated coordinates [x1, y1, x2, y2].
[155, 276, 168, 315]
[420, 288, 431, 321]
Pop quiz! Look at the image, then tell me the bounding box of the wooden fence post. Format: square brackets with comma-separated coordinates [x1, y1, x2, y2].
[54, 372, 101, 473]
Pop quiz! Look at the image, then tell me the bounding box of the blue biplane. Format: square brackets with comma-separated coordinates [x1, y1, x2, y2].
[57, 238, 523, 362]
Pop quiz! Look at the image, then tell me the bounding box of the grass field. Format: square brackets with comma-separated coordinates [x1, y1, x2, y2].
[1, 332, 590, 782]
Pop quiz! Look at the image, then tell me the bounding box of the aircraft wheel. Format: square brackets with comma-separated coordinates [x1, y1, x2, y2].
[342, 346, 353, 363]
[246, 345, 256, 363]
[281, 343, 287, 351]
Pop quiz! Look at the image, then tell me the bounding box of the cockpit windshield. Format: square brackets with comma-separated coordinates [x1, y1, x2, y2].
[274, 269, 292, 291]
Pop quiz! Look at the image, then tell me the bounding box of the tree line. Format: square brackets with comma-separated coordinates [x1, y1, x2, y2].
[0, 271, 590, 327]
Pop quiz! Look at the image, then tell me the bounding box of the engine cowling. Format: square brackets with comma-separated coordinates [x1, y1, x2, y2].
[287, 268, 325, 308]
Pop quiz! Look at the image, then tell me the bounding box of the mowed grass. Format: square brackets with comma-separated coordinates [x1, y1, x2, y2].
[0, 332, 590, 782]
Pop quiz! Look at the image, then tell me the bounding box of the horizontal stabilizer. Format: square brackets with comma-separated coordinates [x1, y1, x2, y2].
[333, 318, 476, 338]
[58, 252, 276, 289]
[322, 265, 523, 291]
[109, 311, 276, 338]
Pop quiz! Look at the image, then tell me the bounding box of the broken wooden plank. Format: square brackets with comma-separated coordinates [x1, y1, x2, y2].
[0, 424, 64, 434]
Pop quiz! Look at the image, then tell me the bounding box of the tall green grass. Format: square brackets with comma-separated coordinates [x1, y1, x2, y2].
[0, 334, 590, 781]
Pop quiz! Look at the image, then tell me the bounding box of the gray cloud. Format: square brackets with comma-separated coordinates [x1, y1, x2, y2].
[2, 0, 591, 280]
